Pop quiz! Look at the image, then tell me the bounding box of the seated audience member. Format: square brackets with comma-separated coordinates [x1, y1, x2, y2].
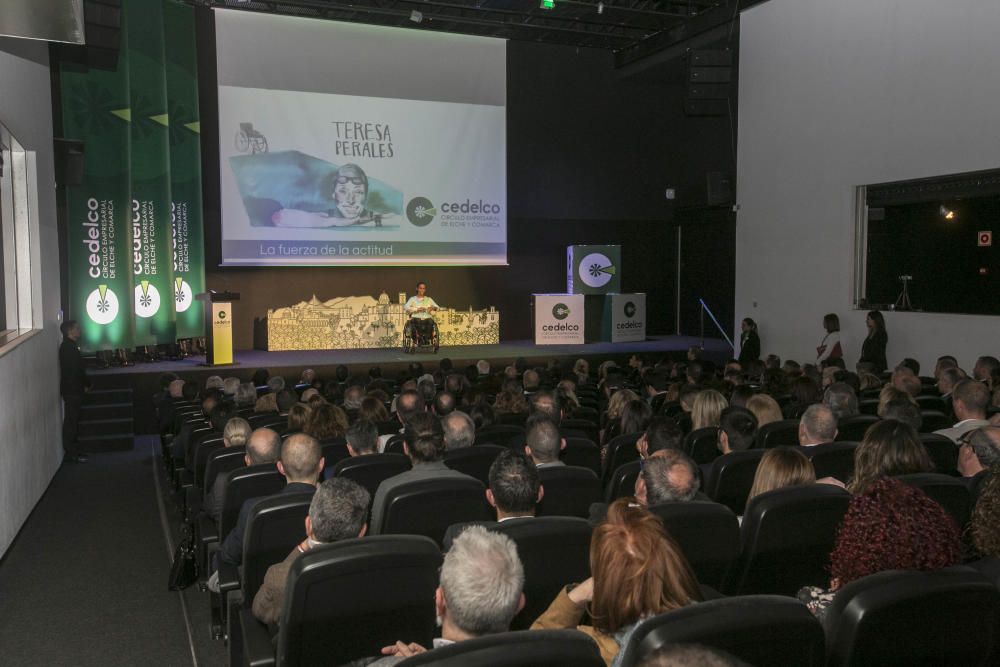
[433, 391, 457, 417]
[251, 368, 270, 388]
[276, 388, 299, 415]
[343, 384, 365, 413]
[441, 410, 475, 451]
[603, 388, 639, 434]
[234, 382, 257, 411]
[691, 390, 728, 431]
[222, 377, 241, 400]
[443, 450, 542, 548]
[935, 379, 991, 443]
[369, 413, 472, 533]
[284, 403, 311, 435]
[880, 398, 922, 431]
[522, 368, 541, 396]
[637, 644, 750, 667]
[858, 371, 882, 392]
[528, 390, 562, 421]
[847, 420, 933, 495]
[745, 393, 782, 428]
[728, 384, 755, 409]
[958, 427, 1000, 500]
[573, 358, 590, 386]
[373, 526, 525, 664]
[717, 407, 758, 455]
[469, 402, 495, 431]
[890, 366, 922, 398]
[267, 376, 286, 394]
[877, 385, 917, 416]
[345, 419, 379, 457]
[524, 415, 566, 468]
[619, 399, 654, 437]
[797, 477, 961, 620]
[636, 416, 685, 459]
[254, 392, 278, 414]
[798, 404, 838, 446]
[589, 450, 702, 525]
[744, 447, 815, 514]
[357, 396, 389, 424]
[784, 376, 820, 418]
[304, 403, 348, 442]
[974, 355, 1000, 389]
[378, 389, 426, 451]
[823, 382, 859, 420]
[206, 375, 225, 392]
[251, 478, 369, 626]
[533, 500, 702, 665]
[936, 367, 962, 415]
[203, 417, 254, 520]
[495, 388, 530, 418]
[970, 467, 1000, 567]
[217, 433, 325, 569]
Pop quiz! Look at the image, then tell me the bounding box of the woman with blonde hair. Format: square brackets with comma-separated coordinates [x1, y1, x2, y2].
[877, 384, 917, 416]
[745, 447, 816, 513]
[745, 393, 783, 428]
[691, 389, 728, 431]
[532, 499, 702, 665]
[601, 388, 640, 444]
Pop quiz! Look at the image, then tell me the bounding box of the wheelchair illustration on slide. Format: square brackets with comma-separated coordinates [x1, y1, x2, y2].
[402, 317, 440, 354]
[235, 122, 268, 154]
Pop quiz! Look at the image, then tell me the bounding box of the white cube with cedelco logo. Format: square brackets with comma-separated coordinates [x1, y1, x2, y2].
[608, 293, 646, 343]
[532, 294, 586, 345]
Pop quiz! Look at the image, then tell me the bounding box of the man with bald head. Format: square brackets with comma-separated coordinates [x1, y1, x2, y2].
[204, 422, 275, 521]
[798, 404, 838, 447]
[217, 433, 324, 568]
[588, 449, 703, 525]
[441, 411, 475, 450]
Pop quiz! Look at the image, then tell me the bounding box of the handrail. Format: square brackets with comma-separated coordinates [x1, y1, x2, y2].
[698, 299, 735, 351]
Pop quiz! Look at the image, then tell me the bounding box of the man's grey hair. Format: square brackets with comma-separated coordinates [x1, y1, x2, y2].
[476, 359, 490, 375]
[247, 427, 282, 464]
[417, 378, 437, 403]
[966, 427, 1000, 468]
[440, 526, 524, 636]
[525, 417, 561, 463]
[223, 377, 241, 396]
[442, 411, 475, 450]
[235, 382, 257, 408]
[267, 376, 286, 393]
[643, 451, 699, 504]
[346, 419, 378, 455]
[224, 417, 252, 447]
[343, 385, 365, 410]
[800, 404, 837, 443]
[823, 382, 858, 420]
[205, 375, 224, 390]
[309, 478, 370, 543]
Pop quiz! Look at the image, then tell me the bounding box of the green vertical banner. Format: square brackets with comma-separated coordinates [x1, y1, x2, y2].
[125, 0, 177, 345]
[60, 43, 135, 352]
[163, 0, 206, 338]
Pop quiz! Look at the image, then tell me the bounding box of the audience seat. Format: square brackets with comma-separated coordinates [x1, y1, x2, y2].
[561, 437, 601, 475]
[377, 419, 400, 436]
[920, 410, 952, 433]
[704, 449, 765, 515]
[684, 427, 721, 465]
[192, 436, 225, 487]
[647, 501, 740, 590]
[858, 398, 880, 416]
[916, 395, 947, 412]
[396, 629, 604, 666]
[561, 418, 599, 444]
[494, 517, 592, 630]
[835, 415, 879, 442]
[319, 438, 349, 469]
[475, 424, 526, 449]
[604, 460, 641, 503]
[919, 433, 959, 475]
[384, 433, 406, 454]
[241, 535, 442, 667]
[444, 445, 505, 486]
[496, 412, 529, 427]
[801, 442, 856, 482]
[615, 595, 825, 667]
[331, 453, 411, 514]
[724, 484, 851, 596]
[824, 568, 1000, 667]
[536, 466, 602, 519]
[379, 477, 491, 547]
[602, 433, 642, 485]
[247, 413, 285, 429]
[897, 473, 972, 528]
[755, 419, 800, 449]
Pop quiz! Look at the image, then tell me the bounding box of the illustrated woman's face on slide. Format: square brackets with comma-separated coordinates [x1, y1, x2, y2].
[333, 176, 367, 219]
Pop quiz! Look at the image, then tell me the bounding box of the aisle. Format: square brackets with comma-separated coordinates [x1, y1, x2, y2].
[0, 440, 217, 666]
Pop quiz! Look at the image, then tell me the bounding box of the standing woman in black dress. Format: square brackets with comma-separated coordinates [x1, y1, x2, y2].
[859, 310, 888, 373]
[738, 318, 761, 365]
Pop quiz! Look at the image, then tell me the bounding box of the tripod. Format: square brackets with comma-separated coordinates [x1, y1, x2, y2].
[894, 275, 913, 311]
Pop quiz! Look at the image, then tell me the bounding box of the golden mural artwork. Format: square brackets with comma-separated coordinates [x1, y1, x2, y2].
[267, 291, 500, 351]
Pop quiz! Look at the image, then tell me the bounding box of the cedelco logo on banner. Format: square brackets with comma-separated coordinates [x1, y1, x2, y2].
[535, 294, 585, 345]
[611, 294, 646, 342]
[134, 280, 161, 319]
[579, 252, 616, 288]
[174, 277, 194, 313]
[86, 284, 120, 325]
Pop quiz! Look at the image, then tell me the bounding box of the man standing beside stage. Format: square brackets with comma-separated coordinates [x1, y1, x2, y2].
[59, 320, 90, 463]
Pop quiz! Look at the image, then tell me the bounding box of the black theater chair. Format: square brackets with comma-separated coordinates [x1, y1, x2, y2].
[475, 424, 526, 449]
[916, 394, 947, 412]
[331, 453, 410, 515]
[615, 596, 825, 667]
[561, 418, 600, 445]
[379, 477, 491, 547]
[396, 629, 604, 666]
[536, 466, 602, 518]
[920, 433, 959, 475]
[920, 410, 952, 433]
[604, 460, 641, 502]
[247, 413, 285, 429]
[602, 432, 641, 485]
[495, 517, 592, 630]
[802, 442, 857, 482]
[824, 568, 1000, 667]
[755, 419, 800, 449]
[897, 472, 972, 528]
[562, 437, 601, 475]
[319, 438, 349, 470]
[384, 433, 406, 454]
[241, 535, 442, 667]
[186, 444, 246, 520]
[647, 501, 740, 590]
[704, 449, 765, 515]
[684, 427, 721, 465]
[444, 444, 505, 486]
[724, 484, 851, 596]
[836, 414, 879, 442]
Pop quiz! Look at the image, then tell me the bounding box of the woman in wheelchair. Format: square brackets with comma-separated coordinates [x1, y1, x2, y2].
[403, 282, 440, 351]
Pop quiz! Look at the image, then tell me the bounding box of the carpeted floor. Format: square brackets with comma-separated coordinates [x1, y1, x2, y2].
[0, 438, 226, 666]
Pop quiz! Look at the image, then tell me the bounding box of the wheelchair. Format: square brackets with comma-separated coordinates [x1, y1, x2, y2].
[402, 317, 439, 354]
[235, 122, 268, 154]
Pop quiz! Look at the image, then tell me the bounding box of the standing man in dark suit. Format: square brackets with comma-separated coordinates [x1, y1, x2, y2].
[59, 320, 90, 463]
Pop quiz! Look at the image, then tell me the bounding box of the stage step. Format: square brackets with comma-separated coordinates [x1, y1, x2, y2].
[79, 417, 134, 438]
[80, 402, 132, 421]
[78, 432, 134, 453]
[85, 387, 133, 403]
[78, 387, 135, 451]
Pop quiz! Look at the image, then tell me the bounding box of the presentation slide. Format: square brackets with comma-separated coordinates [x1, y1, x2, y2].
[214, 10, 507, 266]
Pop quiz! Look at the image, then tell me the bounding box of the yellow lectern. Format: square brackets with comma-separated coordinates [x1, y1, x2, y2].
[196, 291, 240, 366]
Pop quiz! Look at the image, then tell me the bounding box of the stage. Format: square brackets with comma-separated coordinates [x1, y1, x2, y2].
[89, 336, 730, 434]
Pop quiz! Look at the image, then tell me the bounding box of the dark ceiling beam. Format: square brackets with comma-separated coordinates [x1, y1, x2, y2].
[612, 0, 745, 68]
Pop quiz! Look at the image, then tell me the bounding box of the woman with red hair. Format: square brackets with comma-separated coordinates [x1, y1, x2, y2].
[798, 476, 961, 619]
[532, 499, 702, 665]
